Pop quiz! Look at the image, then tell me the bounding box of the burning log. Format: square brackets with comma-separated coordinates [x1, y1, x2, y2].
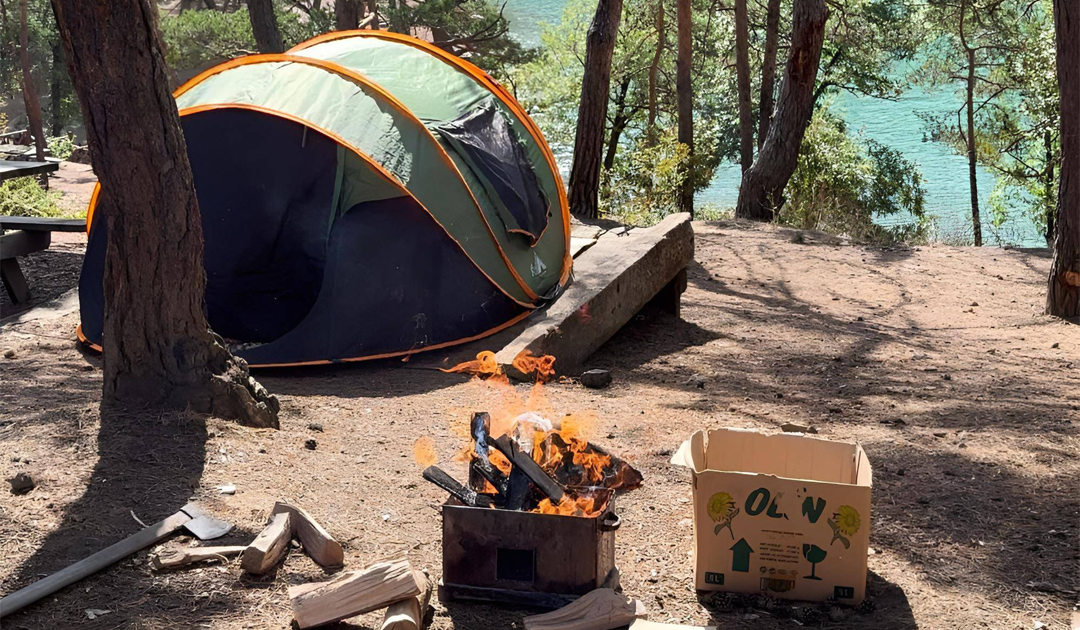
[539, 434, 643, 492]
[241, 511, 292, 575]
[469, 457, 509, 497]
[422, 466, 494, 508]
[491, 435, 565, 503]
[522, 588, 647, 630]
[289, 558, 421, 629]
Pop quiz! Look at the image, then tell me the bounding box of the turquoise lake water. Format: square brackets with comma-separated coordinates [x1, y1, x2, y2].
[502, 0, 1045, 246]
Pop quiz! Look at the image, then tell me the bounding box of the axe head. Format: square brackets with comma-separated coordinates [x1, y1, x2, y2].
[179, 503, 233, 540]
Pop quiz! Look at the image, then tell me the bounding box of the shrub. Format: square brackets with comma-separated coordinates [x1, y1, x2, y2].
[0, 177, 71, 218]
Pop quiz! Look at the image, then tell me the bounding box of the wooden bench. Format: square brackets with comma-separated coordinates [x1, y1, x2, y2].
[1, 213, 84, 304]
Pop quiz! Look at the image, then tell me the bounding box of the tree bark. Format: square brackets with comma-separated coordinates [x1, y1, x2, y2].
[646, 0, 664, 146]
[1045, 129, 1055, 245]
[247, 0, 284, 54]
[676, 0, 693, 215]
[18, 0, 47, 179]
[604, 76, 631, 171]
[733, 0, 753, 171]
[568, 0, 623, 219]
[49, 39, 63, 136]
[965, 47, 982, 245]
[1047, 0, 1079, 317]
[50, 0, 280, 427]
[336, 0, 360, 30]
[734, 0, 827, 221]
[757, 0, 781, 148]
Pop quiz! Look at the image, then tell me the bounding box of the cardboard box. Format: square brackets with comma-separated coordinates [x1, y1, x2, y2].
[672, 428, 872, 604]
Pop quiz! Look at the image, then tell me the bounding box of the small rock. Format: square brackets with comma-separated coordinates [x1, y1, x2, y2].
[85, 609, 111, 620]
[217, 484, 236, 495]
[970, 301, 979, 307]
[1051, 342, 1059, 349]
[896, 468, 906, 476]
[856, 316, 865, 321]
[307, 422, 324, 432]
[3, 348, 15, 359]
[304, 439, 318, 451]
[942, 374, 952, 380]
[258, 447, 267, 454]
[580, 369, 613, 389]
[9, 472, 35, 495]
[781, 422, 817, 434]
[683, 374, 707, 389]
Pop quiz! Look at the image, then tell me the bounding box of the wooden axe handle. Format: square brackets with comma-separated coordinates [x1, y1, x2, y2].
[0, 510, 191, 618]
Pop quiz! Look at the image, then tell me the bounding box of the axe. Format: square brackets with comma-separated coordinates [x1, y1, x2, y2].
[0, 503, 232, 618]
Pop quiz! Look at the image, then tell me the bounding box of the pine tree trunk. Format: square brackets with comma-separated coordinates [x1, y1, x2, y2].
[49, 39, 63, 136]
[757, 0, 781, 148]
[734, 0, 753, 171]
[336, 0, 359, 30]
[247, 0, 284, 53]
[1047, 0, 1079, 317]
[19, 0, 47, 180]
[675, 0, 693, 215]
[50, 0, 280, 427]
[568, 0, 623, 219]
[604, 77, 631, 171]
[1045, 129, 1055, 246]
[734, 0, 827, 221]
[646, 0, 664, 147]
[965, 47, 982, 246]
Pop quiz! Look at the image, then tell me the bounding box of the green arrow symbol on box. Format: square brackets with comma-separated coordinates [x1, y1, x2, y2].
[730, 538, 754, 572]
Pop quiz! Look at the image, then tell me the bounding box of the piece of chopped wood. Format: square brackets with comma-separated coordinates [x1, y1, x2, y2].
[422, 466, 494, 508]
[289, 557, 421, 629]
[272, 500, 345, 568]
[491, 435, 564, 502]
[523, 588, 647, 630]
[380, 569, 432, 630]
[241, 511, 291, 575]
[151, 545, 246, 570]
[629, 621, 716, 630]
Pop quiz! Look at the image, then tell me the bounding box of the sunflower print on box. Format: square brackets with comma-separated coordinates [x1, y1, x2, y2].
[827, 505, 861, 548]
[707, 491, 740, 539]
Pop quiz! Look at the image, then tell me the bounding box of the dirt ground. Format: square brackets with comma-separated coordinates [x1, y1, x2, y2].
[0, 221, 1077, 629]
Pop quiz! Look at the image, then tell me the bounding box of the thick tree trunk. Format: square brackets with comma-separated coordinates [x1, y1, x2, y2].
[18, 0, 47, 179]
[1047, 0, 1079, 317]
[734, 0, 827, 221]
[757, 0, 781, 148]
[49, 39, 63, 136]
[568, 0, 623, 219]
[733, 0, 753, 171]
[336, 0, 360, 30]
[604, 77, 631, 171]
[366, 0, 376, 27]
[247, 0, 284, 54]
[965, 47, 982, 246]
[676, 0, 693, 215]
[50, 0, 280, 427]
[646, 0, 664, 146]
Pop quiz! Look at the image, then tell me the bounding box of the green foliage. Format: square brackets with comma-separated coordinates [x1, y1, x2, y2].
[48, 134, 75, 160]
[159, 5, 328, 75]
[0, 177, 70, 218]
[600, 129, 689, 225]
[782, 111, 929, 244]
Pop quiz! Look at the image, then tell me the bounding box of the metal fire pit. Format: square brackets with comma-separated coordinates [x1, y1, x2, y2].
[439, 489, 620, 608]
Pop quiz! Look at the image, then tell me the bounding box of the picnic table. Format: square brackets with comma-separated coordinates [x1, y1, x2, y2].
[0, 158, 79, 305]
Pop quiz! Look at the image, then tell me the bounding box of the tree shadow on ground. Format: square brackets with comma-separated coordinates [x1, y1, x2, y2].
[0, 404, 259, 628]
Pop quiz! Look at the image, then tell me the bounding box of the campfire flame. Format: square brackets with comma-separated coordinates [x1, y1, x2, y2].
[441, 350, 502, 377]
[536, 493, 605, 517]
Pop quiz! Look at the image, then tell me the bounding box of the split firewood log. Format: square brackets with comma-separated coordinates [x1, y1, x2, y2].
[380, 569, 432, 630]
[272, 500, 345, 568]
[151, 545, 246, 570]
[289, 557, 420, 629]
[241, 511, 292, 575]
[523, 588, 647, 630]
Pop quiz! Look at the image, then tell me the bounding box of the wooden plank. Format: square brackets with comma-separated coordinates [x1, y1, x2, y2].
[0, 230, 50, 259]
[0, 511, 191, 618]
[522, 588, 647, 630]
[240, 511, 292, 575]
[0, 159, 59, 183]
[0, 215, 85, 232]
[289, 558, 421, 629]
[272, 500, 345, 569]
[497, 213, 693, 378]
[381, 569, 432, 630]
[152, 545, 246, 570]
